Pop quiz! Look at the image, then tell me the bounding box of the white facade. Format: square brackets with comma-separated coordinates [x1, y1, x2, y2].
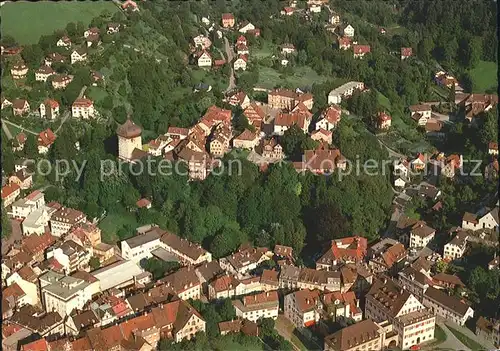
[315, 118, 337, 131]
[328, 81, 364, 105]
[239, 22, 255, 33]
[234, 57, 247, 71]
[121, 234, 162, 263]
[234, 302, 279, 322]
[197, 52, 212, 67]
[70, 50, 87, 64]
[409, 231, 435, 249]
[284, 291, 321, 328]
[175, 314, 206, 343]
[344, 25, 355, 37]
[118, 134, 142, 160]
[72, 103, 95, 119]
[6, 273, 39, 306]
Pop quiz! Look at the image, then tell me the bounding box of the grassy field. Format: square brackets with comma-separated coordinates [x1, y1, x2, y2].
[98, 210, 138, 245]
[468, 60, 498, 93]
[86, 86, 108, 103]
[1, 1, 118, 44]
[256, 66, 336, 89]
[446, 325, 487, 351]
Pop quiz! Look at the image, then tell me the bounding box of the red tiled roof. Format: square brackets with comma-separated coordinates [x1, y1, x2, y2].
[72, 98, 93, 108]
[44, 99, 59, 109]
[338, 37, 351, 46]
[222, 13, 234, 20]
[1, 183, 20, 199]
[322, 105, 341, 124]
[210, 274, 240, 293]
[243, 291, 278, 306]
[353, 45, 371, 54]
[378, 111, 391, 121]
[401, 47, 412, 57]
[136, 198, 151, 208]
[489, 142, 498, 151]
[38, 129, 56, 147]
[20, 339, 49, 351]
[3, 282, 26, 300]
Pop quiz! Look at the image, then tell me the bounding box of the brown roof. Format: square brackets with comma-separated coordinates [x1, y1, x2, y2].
[195, 261, 224, 283]
[116, 118, 142, 139]
[293, 289, 320, 313]
[72, 98, 93, 107]
[476, 316, 494, 333]
[218, 319, 242, 334]
[409, 104, 431, 112]
[37, 65, 54, 75]
[424, 286, 471, 316]
[225, 246, 270, 269]
[16, 266, 38, 283]
[38, 129, 56, 147]
[160, 231, 208, 261]
[12, 99, 28, 110]
[432, 273, 465, 287]
[52, 207, 85, 225]
[210, 274, 240, 293]
[71, 270, 99, 283]
[411, 222, 435, 238]
[22, 232, 56, 256]
[462, 212, 478, 224]
[296, 148, 345, 173]
[381, 243, 407, 268]
[260, 269, 279, 286]
[234, 129, 257, 141]
[367, 276, 411, 318]
[244, 102, 266, 121]
[325, 319, 381, 351]
[274, 244, 293, 257]
[167, 126, 189, 136]
[243, 291, 278, 306]
[161, 266, 200, 294]
[1, 183, 20, 199]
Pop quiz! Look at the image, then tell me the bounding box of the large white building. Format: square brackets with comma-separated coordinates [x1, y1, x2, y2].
[11, 190, 45, 219]
[162, 266, 201, 300]
[328, 81, 364, 105]
[50, 207, 87, 237]
[91, 259, 144, 291]
[232, 291, 279, 322]
[409, 222, 436, 249]
[121, 229, 163, 262]
[39, 271, 96, 317]
[443, 230, 469, 260]
[462, 207, 499, 232]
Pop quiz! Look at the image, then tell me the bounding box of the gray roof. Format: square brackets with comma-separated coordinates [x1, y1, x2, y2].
[42, 275, 90, 301]
[123, 230, 161, 249]
[91, 259, 143, 291]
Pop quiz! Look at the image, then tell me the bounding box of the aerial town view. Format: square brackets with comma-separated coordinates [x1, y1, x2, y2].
[0, 0, 498, 350]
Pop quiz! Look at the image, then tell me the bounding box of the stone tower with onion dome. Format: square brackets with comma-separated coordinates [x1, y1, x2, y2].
[116, 117, 142, 160]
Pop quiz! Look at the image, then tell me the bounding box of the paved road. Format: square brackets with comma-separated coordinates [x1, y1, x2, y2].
[2, 120, 14, 140]
[223, 36, 236, 93]
[55, 85, 87, 134]
[2, 119, 38, 136]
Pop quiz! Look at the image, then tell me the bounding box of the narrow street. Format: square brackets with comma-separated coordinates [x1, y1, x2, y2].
[223, 36, 236, 93]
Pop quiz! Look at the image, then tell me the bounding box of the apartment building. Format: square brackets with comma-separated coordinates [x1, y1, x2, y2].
[233, 291, 279, 322]
[443, 230, 469, 260]
[268, 89, 314, 110]
[121, 229, 163, 262]
[324, 319, 385, 351]
[328, 81, 364, 105]
[208, 274, 242, 300]
[50, 207, 86, 236]
[45, 240, 92, 274]
[284, 289, 321, 328]
[219, 246, 272, 278]
[39, 271, 95, 317]
[423, 286, 474, 326]
[409, 222, 436, 249]
[161, 266, 201, 301]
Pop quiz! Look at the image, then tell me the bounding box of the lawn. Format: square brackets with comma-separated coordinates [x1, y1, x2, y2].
[98, 210, 138, 245]
[468, 60, 498, 93]
[256, 66, 336, 90]
[86, 86, 108, 103]
[1, 1, 118, 44]
[446, 325, 486, 351]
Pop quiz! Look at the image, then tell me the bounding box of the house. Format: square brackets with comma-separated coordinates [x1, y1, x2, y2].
[226, 91, 250, 109]
[435, 71, 459, 89]
[72, 97, 95, 119]
[247, 28, 261, 37]
[219, 319, 259, 337]
[409, 104, 432, 125]
[39, 99, 60, 119]
[462, 207, 499, 232]
[233, 291, 279, 322]
[167, 127, 189, 140]
[260, 138, 283, 159]
[85, 33, 101, 47]
[10, 306, 64, 337]
[329, 13, 340, 25]
[281, 7, 295, 16]
[12, 99, 30, 116]
[338, 36, 352, 50]
[343, 24, 355, 37]
[236, 43, 249, 55]
[50, 207, 86, 236]
[311, 129, 332, 144]
[489, 142, 498, 155]
[35, 65, 55, 82]
[192, 35, 211, 50]
[160, 230, 212, 265]
[11, 61, 28, 80]
[122, 0, 139, 12]
[236, 35, 248, 46]
[233, 129, 260, 150]
[46, 240, 92, 274]
[37, 129, 56, 154]
[475, 317, 500, 348]
[410, 153, 426, 171]
[243, 103, 266, 130]
[316, 237, 367, 270]
[268, 88, 314, 110]
[121, 227, 163, 262]
[353, 44, 371, 58]
[208, 274, 242, 300]
[368, 239, 407, 274]
[377, 111, 391, 129]
[11, 190, 44, 220]
[425, 119, 444, 137]
[9, 168, 33, 190]
[398, 264, 432, 300]
[322, 290, 363, 321]
[316, 104, 341, 130]
[281, 43, 296, 54]
[51, 74, 73, 89]
[401, 47, 412, 60]
[294, 147, 347, 175]
[410, 221, 436, 248]
[418, 183, 441, 200]
[485, 159, 499, 181]
[39, 271, 95, 317]
[459, 93, 498, 122]
[161, 266, 201, 301]
[70, 48, 87, 64]
[12, 132, 27, 152]
[106, 23, 120, 34]
[274, 105, 312, 135]
[44, 52, 66, 66]
[423, 286, 474, 326]
[1, 95, 13, 109]
[328, 81, 364, 105]
[84, 27, 99, 38]
[365, 276, 436, 350]
[234, 55, 248, 71]
[56, 35, 72, 47]
[197, 50, 212, 67]
[136, 198, 151, 209]
[441, 154, 463, 178]
[284, 289, 321, 328]
[91, 71, 104, 86]
[1, 183, 21, 207]
[324, 319, 387, 351]
[239, 22, 255, 34]
[213, 59, 226, 68]
[432, 273, 465, 290]
[219, 246, 272, 278]
[221, 13, 235, 28]
[209, 122, 232, 158]
[308, 3, 321, 13]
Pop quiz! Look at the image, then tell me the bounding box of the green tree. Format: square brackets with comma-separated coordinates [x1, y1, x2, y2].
[89, 256, 101, 270]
